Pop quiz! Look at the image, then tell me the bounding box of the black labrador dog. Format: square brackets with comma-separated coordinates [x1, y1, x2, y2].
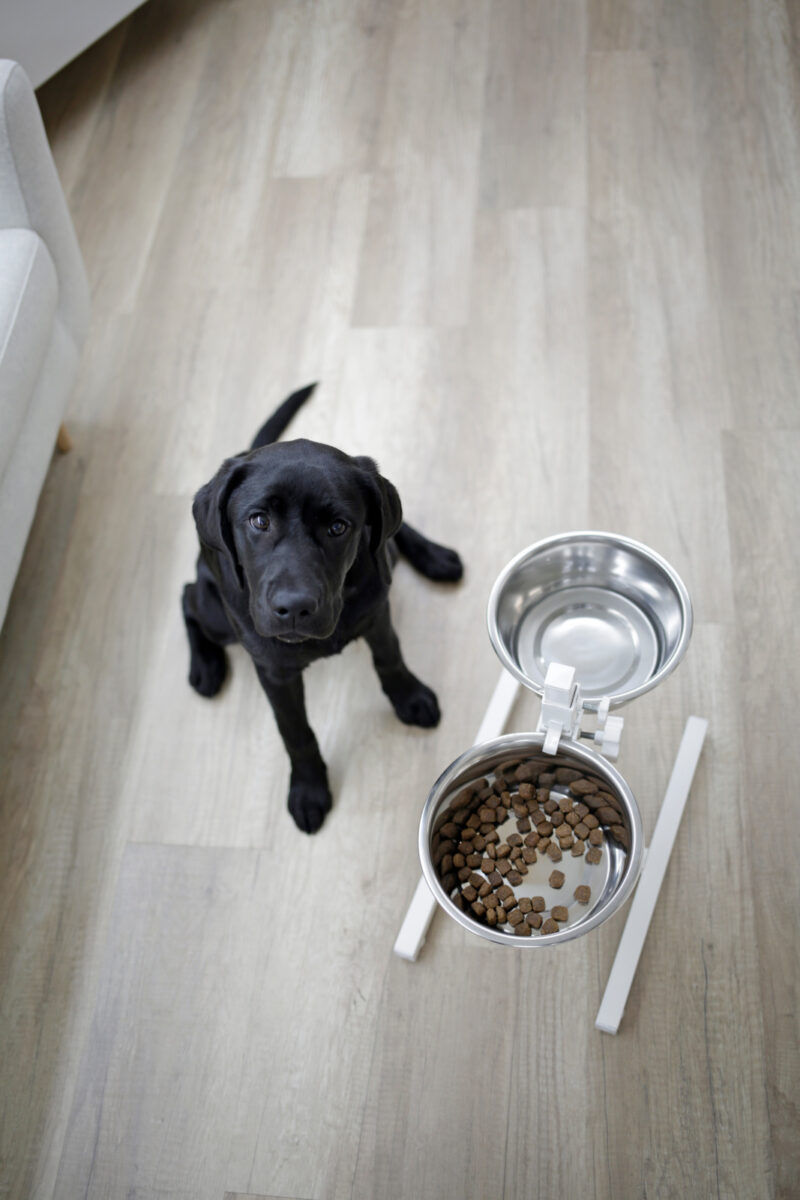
[182, 385, 463, 833]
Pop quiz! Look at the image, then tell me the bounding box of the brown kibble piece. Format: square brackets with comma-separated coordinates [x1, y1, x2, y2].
[471, 901, 486, 917]
[565, 811, 580, 827]
[549, 870, 565, 888]
[574, 885, 591, 904]
[482, 857, 494, 873]
[486, 908, 498, 926]
[543, 798, 559, 814]
[458, 867, 471, 881]
[488, 869, 502, 886]
[526, 911, 543, 929]
[479, 880, 492, 897]
[522, 847, 537, 864]
[558, 796, 573, 813]
[497, 884, 514, 901]
[466, 853, 482, 868]
[570, 778, 599, 795]
[547, 842, 563, 862]
[555, 822, 571, 839]
[453, 853, 465, 868]
[524, 832, 540, 848]
[571, 840, 585, 857]
[518, 896, 533, 913]
[514, 922, 532, 936]
[485, 893, 499, 908]
[462, 884, 477, 901]
[586, 846, 602, 864]
[497, 859, 511, 876]
[610, 824, 630, 849]
[469, 872, 483, 889]
[536, 821, 553, 836]
[518, 782, 534, 800]
[584, 813, 599, 829]
[531, 896, 546, 912]
[507, 833, 523, 847]
[574, 822, 589, 840]
[496, 906, 506, 922]
[496, 843, 510, 858]
[589, 828, 604, 846]
[508, 908, 523, 926]
[556, 767, 582, 783]
[541, 917, 559, 934]
[597, 806, 619, 825]
[508, 869, 523, 886]
[552, 905, 569, 922]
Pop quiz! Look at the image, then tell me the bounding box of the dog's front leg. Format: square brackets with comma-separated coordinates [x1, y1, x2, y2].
[255, 666, 332, 833]
[364, 601, 440, 728]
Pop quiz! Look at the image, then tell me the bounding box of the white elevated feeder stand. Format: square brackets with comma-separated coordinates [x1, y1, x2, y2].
[393, 532, 707, 1035]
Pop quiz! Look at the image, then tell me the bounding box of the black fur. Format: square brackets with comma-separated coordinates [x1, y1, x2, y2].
[182, 385, 463, 832]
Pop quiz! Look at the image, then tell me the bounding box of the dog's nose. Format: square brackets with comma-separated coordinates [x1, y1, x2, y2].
[271, 587, 319, 621]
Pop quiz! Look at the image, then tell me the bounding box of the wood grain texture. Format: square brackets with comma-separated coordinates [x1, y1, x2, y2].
[0, 0, 796, 1196]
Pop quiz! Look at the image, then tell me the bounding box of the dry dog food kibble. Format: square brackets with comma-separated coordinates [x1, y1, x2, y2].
[432, 757, 630, 938]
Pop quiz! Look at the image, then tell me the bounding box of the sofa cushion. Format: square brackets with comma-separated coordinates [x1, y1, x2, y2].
[0, 225, 57, 481]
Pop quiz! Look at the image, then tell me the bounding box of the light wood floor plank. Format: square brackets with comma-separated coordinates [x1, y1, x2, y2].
[480, 0, 587, 210]
[351, 0, 490, 326]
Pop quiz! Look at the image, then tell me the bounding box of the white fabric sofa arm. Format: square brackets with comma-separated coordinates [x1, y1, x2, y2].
[0, 59, 90, 349]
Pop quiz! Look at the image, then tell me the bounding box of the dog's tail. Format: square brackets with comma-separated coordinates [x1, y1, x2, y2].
[250, 383, 317, 450]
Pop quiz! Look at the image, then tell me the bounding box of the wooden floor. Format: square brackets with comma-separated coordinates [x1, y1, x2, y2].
[1, 0, 798, 1196]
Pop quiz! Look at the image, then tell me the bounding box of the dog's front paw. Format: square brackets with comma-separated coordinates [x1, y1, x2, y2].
[389, 677, 441, 728]
[189, 644, 228, 697]
[288, 776, 333, 834]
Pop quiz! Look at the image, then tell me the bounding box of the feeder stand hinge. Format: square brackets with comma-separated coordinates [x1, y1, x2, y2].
[537, 663, 624, 760]
[538, 663, 583, 754]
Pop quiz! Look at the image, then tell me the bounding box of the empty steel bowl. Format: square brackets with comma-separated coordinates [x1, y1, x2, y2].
[419, 732, 644, 947]
[487, 532, 693, 709]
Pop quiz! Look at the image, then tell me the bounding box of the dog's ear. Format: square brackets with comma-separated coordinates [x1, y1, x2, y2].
[353, 456, 403, 585]
[192, 456, 250, 591]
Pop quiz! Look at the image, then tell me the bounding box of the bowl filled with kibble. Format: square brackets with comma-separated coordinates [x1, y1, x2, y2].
[420, 732, 644, 945]
[487, 531, 692, 710]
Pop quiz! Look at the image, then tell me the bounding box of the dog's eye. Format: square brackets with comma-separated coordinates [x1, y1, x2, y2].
[249, 512, 270, 531]
[328, 519, 349, 537]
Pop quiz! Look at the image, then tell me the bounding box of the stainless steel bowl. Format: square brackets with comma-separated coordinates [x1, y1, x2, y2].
[487, 532, 693, 709]
[419, 732, 644, 947]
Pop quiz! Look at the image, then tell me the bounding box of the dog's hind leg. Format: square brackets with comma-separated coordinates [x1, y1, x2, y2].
[394, 522, 463, 583]
[182, 573, 234, 698]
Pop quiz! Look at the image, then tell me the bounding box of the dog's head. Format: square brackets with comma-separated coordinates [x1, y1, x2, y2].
[192, 439, 402, 642]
